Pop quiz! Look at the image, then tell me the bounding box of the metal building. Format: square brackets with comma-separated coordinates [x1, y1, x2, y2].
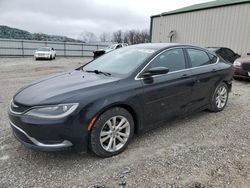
[150, 0, 250, 55]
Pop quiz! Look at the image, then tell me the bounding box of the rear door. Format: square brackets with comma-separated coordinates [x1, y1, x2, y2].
[185, 48, 220, 110]
[140, 48, 195, 126]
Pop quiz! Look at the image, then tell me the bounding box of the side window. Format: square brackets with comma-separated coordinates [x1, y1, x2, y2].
[187, 49, 211, 67]
[208, 53, 218, 64]
[149, 49, 186, 72]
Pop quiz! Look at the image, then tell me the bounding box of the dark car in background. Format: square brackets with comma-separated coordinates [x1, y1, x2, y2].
[8, 43, 234, 157]
[233, 56, 250, 79]
[93, 43, 128, 58]
[207, 47, 240, 64]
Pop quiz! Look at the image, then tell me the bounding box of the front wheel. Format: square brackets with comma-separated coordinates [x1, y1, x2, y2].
[208, 82, 229, 112]
[90, 107, 134, 158]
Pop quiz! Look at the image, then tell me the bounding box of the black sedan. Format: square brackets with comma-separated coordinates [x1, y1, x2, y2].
[8, 43, 234, 157]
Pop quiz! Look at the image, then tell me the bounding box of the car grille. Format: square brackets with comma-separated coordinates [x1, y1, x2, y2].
[38, 53, 45, 56]
[12, 125, 34, 145]
[10, 100, 30, 114]
[242, 63, 250, 71]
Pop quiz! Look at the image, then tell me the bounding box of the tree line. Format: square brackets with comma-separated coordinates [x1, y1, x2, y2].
[79, 29, 150, 44]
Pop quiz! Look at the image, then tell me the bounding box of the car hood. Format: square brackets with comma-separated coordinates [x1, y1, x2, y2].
[35, 51, 51, 53]
[14, 70, 120, 106]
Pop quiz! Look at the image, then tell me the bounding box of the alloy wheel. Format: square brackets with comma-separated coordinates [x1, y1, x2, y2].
[100, 116, 130, 152]
[215, 86, 228, 109]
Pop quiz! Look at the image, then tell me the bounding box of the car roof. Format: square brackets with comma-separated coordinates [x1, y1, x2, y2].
[133, 43, 179, 50]
[206, 47, 220, 51]
[133, 43, 209, 52]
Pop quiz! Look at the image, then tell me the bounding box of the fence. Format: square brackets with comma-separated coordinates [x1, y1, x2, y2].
[0, 38, 109, 57]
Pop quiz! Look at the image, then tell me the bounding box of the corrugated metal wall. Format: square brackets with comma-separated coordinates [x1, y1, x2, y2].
[151, 3, 250, 55]
[0, 39, 108, 57]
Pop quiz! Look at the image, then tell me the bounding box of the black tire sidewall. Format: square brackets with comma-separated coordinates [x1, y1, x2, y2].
[90, 107, 134, 158]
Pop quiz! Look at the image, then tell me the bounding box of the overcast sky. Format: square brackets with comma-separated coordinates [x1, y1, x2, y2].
[0, 0, 212, 39]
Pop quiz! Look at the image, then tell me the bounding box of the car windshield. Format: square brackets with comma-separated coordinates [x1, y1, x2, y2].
[83, 46, 155, 76]
[37, 47, 50, 51]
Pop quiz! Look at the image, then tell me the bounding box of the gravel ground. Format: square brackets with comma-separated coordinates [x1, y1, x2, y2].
[0, 57, 250, 188]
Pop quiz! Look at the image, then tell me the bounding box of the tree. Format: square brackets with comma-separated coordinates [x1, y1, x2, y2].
[79, 31, 97, 43]
[124, 29, 150, 44]
[140, 29, 150, 43]
[99, 32, 110, 42]
[127, 30, 136, 44]
[112, 30, 123, 43]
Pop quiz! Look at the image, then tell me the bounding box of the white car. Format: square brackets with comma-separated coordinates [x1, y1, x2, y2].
[93, 43, 128, 58]
[104, 43, 128, 53]
[34, 47, 56, 60]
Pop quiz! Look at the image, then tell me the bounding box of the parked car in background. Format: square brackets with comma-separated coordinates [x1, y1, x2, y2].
[233, 55, 250, 79]
[34, 47, 56, 60]
[93, 43, 128, 58]
[9, 43, 234, 158]
[207, 47, 240, 63]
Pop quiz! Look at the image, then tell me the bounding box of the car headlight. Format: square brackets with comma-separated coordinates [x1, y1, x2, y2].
[233, 61, 242, 67]
[25, 103, 79, 119]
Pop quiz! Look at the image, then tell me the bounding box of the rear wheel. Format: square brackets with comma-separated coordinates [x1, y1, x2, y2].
[208, 82, 229, 112]
[90, 107, 134, 158]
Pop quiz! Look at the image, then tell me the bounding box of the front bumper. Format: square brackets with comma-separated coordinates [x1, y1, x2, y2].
[8, 108, 89, 152]
[234, 67, 250, 79]
[34, 54, 51, 59]
[10, 121, 72, 151]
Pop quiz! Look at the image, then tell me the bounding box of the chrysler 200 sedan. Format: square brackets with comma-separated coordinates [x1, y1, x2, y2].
[8, 43, 234, 157]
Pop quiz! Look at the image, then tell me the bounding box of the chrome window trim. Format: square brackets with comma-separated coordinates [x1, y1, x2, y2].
[134, 47, 219, 80]
[10, 121, 73, 148]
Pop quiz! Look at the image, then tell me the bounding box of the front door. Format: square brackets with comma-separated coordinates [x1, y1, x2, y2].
[140, 48, 195, 126]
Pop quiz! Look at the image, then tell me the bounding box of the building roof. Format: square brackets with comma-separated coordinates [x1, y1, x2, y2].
[151, 0, 250, 18]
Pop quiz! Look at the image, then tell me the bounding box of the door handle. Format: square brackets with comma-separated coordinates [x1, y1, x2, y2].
[181, 74, 189, 78]
[211, 68, 217, 72]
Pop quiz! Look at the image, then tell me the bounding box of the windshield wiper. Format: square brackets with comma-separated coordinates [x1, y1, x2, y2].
[84, 69, 111, 76]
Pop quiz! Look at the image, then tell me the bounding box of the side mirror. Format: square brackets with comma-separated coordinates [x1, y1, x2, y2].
[141, 67, 169, 77]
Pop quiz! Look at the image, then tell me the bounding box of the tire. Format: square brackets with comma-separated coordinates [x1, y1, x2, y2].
[208, 82, 229, 112]
[90, 107, 134, 158]
[50, 55, 52, 60]
[53, 54, 56, 59]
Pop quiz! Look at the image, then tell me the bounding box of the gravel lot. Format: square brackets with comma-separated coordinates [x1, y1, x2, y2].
[0, 57, 250, 188]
